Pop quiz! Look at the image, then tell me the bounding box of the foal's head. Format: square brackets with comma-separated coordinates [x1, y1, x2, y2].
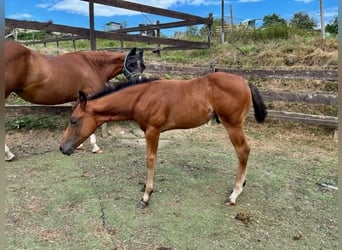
[60, 91, 96, 155]
[123, 48, 145, 82]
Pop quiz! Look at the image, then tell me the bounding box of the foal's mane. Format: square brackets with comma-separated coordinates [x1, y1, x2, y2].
[88, 77, 159, 100]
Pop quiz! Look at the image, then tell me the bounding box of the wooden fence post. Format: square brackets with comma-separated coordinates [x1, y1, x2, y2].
[88, 0, 96, 50]
[72, 36, 76, 50]
[207, 13, 213, 47]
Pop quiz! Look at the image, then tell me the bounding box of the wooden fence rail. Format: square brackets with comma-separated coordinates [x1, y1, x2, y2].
[260, 90, 337, 105]
[215, 68, 338, 81]
[145, 64, 338, 81]
[5, 66, 338, 129]
[5, 18, 209, 49]
[266, 110, 337, 128]
[81, 0, 211, 24]
[4, 105, 338, 129]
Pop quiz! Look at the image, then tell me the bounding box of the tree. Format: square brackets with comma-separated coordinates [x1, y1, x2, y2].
[289, 11, 317, 30]
[199, 18, 228, 37]
[262, 13, 287, 27]
[325, 17, 338, 34]
[185, 25, 199, 37]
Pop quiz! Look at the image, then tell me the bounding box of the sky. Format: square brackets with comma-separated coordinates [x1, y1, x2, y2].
[5, 0, 338, 36]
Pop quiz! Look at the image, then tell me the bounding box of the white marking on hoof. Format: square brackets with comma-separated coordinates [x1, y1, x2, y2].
[225, 199, 236, 206]
[5, 152, 15, 161]
[91, 144, 103, 154]
[5, 144, 15, 161]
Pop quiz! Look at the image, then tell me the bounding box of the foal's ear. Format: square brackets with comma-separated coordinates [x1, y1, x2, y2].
[128, 47, 137, 56]
[138, 49, 144, 57]
[78, 91, 87, 109]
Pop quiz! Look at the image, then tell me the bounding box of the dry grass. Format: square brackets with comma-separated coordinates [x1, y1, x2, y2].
[144, 36, 337, 70]
[216, 36, 338, 69]
[25, 35, 338, 71]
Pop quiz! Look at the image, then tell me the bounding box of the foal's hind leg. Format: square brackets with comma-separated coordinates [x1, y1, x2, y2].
[138, 126, 160, 209]
[222, 122, 250, 205]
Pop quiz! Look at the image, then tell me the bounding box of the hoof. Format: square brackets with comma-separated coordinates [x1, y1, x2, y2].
[5, 154, 15, 161]
[91, 144, 103, 153]
[137, 199, 148, 209]
[92, 149, 103, 154]
[229, 180, 247, 194]
[224, 198, 236, 206]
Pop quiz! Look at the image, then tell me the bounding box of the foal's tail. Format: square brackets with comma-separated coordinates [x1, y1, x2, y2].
[248, 82, 267, 123]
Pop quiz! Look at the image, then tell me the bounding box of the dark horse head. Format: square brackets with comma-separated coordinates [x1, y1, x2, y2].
[123, 48, 145, 82]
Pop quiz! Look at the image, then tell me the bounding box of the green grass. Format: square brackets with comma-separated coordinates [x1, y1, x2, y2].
[5, 115, 68, 130]
[5, 122, 338, 249]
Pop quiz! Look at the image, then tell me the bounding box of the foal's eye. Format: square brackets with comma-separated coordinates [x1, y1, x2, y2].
[70, 118, 78, 125]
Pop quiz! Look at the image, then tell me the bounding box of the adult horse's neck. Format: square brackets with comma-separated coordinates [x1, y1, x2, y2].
[83, 51, 125, 82]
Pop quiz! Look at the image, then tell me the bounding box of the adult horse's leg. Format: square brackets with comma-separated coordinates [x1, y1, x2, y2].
[138, 126, 160, 209]
[89, 133, 102, 153]
[76, 133, 102, 153]
[5, 143, 15, 161]
[221, 121, 250, 205]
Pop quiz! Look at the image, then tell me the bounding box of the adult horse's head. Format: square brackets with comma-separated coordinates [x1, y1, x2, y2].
[123, 48, 145, 82]
[60, 91, 97, 155]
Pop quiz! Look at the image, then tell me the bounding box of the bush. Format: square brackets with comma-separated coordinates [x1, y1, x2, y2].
[227, 23, 289, 43]
[17, 31, 50, 41]
[261, 24, 289, 39]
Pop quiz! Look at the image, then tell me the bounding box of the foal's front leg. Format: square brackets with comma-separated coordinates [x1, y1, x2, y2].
[138, 127, 160, 209]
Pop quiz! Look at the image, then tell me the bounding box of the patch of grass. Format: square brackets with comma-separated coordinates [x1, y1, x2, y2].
[5, 115, 68, 130]
[5, 152, 109, 249]
[5, 93, 31, 105]
[5, 123, 337, 249]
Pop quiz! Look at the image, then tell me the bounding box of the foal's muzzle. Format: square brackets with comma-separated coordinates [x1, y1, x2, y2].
[59, 144, 74, 156]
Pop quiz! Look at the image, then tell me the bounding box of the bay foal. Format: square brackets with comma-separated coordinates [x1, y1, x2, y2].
[60, 72, 267, 208]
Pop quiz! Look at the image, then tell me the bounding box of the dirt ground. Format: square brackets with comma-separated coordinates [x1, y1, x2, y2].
[5, 122, 175, 159]
[5, 119, 337, 160]
[5, 120, 338, 249]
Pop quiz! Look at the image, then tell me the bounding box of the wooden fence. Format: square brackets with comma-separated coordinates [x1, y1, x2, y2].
[4, 3, 336, 130]
[5, 66, 338, 129]
[5, 0, 213, 51]
[146, 65, 338, 128]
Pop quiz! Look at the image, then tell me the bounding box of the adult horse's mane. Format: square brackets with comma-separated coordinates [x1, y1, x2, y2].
[88, 77, 159, 100]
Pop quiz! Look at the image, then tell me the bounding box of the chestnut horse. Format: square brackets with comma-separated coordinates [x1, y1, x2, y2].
[5, 40, 145, 161]
[60, 72, 267, 208]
